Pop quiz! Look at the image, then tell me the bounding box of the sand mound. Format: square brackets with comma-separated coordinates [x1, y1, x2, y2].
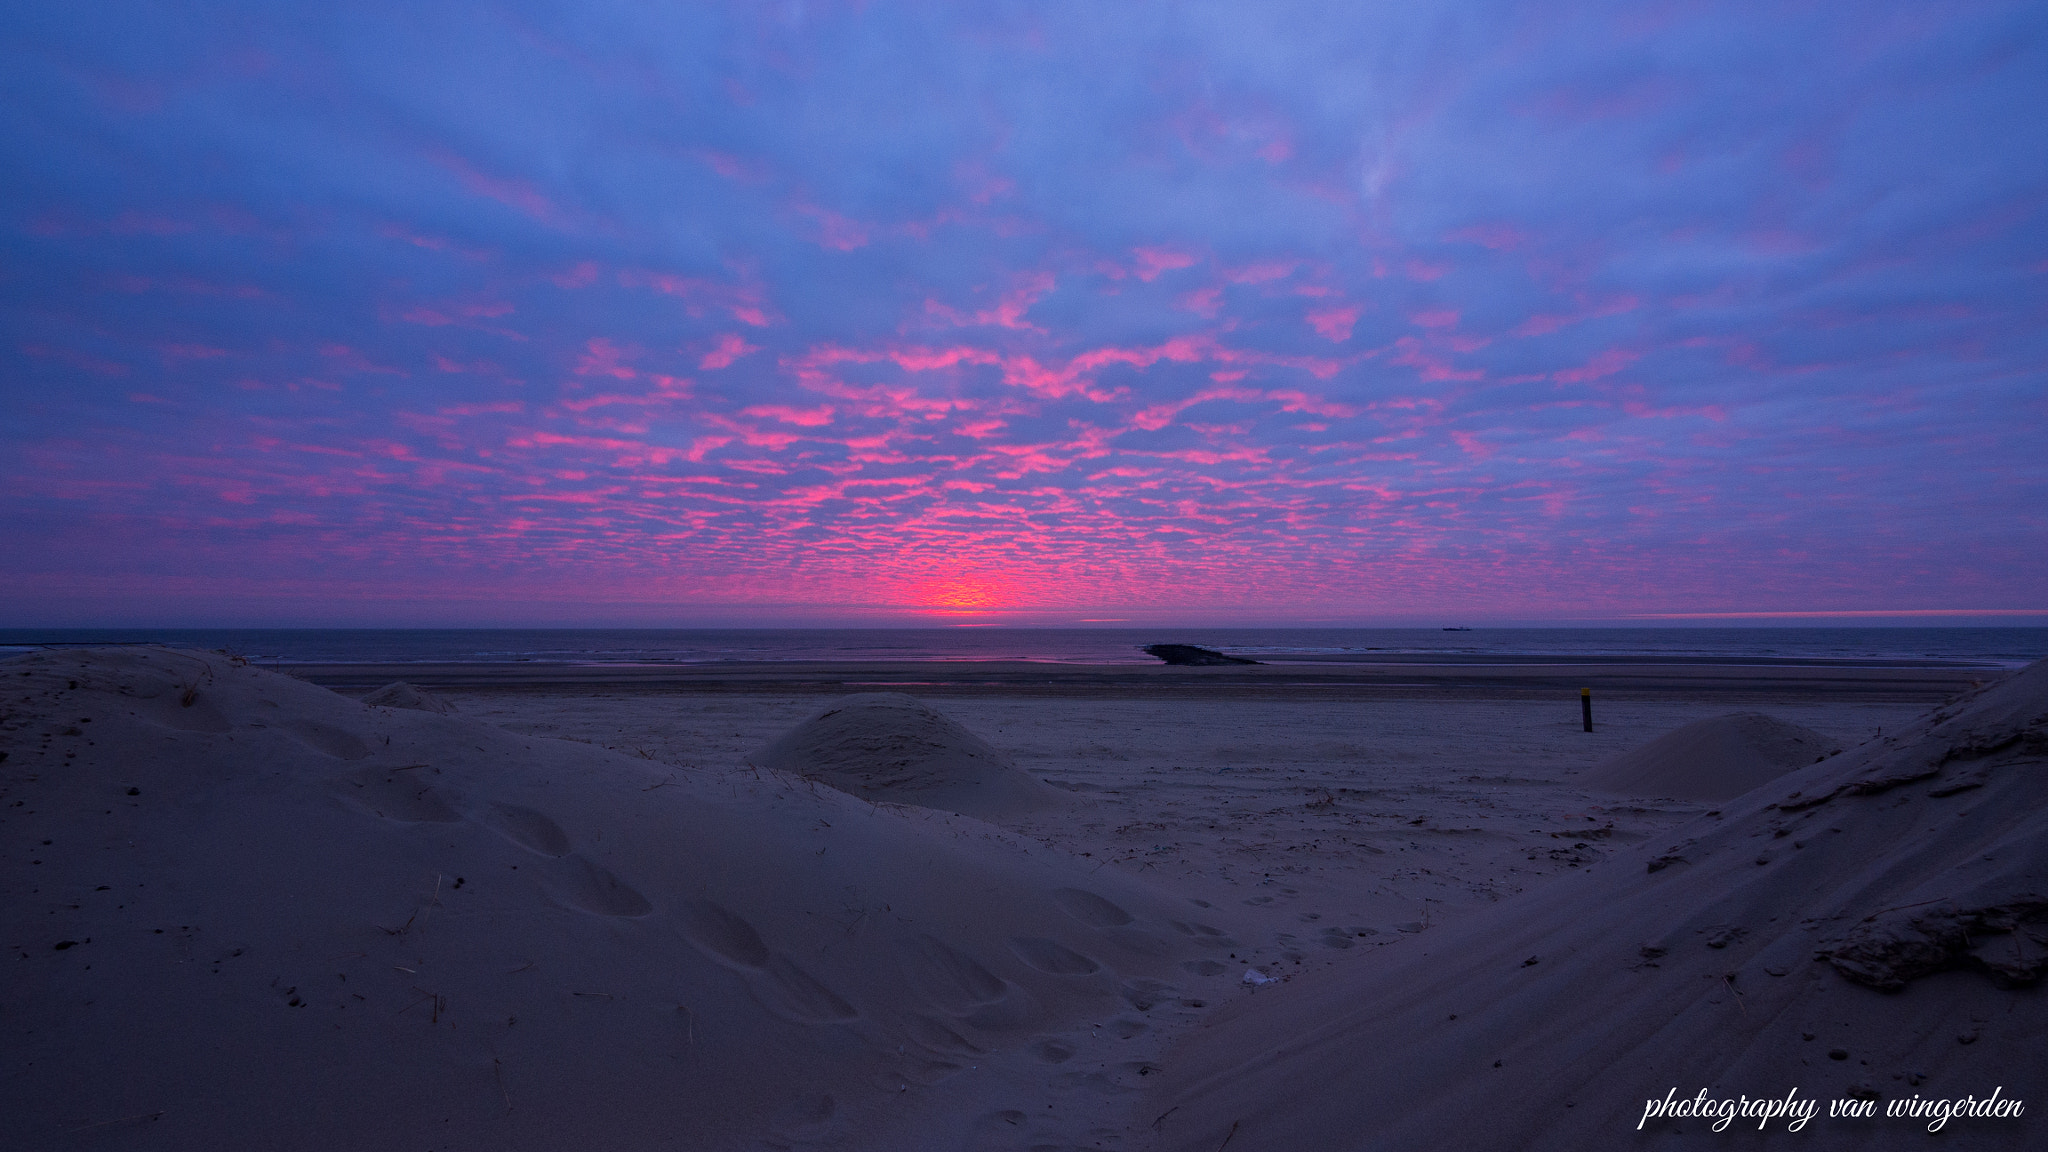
[1580, 711, 1837, 801]
[752, 693, 1065, 818]
[1146, 661, 2048, 1151]
[362, 680, 458, 714]
[0, 649, 1218, 1150]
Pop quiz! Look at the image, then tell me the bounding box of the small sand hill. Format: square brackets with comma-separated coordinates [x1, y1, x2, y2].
[362, 680, 458, 714]
[1148, 660, 2048, 1152]
[0, 649, 1230, 1151]
[1581, 711, 1837, 801]
[753, 693, 1065, 818]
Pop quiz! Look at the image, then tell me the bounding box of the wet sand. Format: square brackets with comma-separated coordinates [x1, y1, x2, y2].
[292, 657, 1998, 703]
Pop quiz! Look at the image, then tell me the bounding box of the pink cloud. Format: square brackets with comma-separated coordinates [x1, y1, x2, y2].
[431, 149, 578, 230]
[1513, 313, 1573, 337]
[1409, 309, 1460, 329]
[317, 343, 406, 376]
[1552, 348, 1639, 384]
[925, 271, 1056, 331]
[1265, 389, 1357, 419]
[699, 332, 761, 370]
[1131, 246, 1198, 281]
[555, 385, 680, 413]
[573, 338, 637, 380]
[739, 404, 835, 427]
[620, 267, 778, 327]
[1306, 303, 1363, 342]
[1449, 431, 1495, 459]
[1389, 336, 1483, 382]
[432, 354, 491, 374]
[1445, 223, 1527, 250]
[376, 222, 495, 261]
[1166, 98, 1298, 168]
[954, 418, 1009, 440]
[1224, 260, 1296, 284]
[1511, 293, 1638, 337]
[1178, 285, 1224, 317]
[954, 160, 1015, 205]
[795, 202, 871, 251]
[694, 150, 772, 183]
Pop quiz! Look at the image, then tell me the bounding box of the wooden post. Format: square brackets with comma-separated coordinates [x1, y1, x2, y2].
[1581, 687, 1593, 732]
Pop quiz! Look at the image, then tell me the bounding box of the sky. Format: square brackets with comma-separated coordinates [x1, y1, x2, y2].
[3, 0, 2045, 627]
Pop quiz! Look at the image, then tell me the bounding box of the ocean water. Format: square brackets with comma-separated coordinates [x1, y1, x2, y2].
[1, 627, 2042, 668]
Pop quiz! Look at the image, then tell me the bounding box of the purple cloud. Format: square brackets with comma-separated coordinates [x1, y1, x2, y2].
[2, 1, 2044, 624]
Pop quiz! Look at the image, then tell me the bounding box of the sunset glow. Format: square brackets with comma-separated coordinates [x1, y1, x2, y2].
[2, 2, 2043, 625]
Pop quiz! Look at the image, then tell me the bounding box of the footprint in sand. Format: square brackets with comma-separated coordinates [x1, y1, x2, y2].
[755, 954, 858, 1023]
[766, 1094, 845, 1145]
[1101, 926, 1173, 958]
[1030, 1038, 1075, 1063]
[484, 803, 573, 857]
[679, 901, 772, 969]
[1050, 887, 1135, 927]
[904, 1013, 985, 1056]
[1120, 978, 1177, 1011]
[331, 765, 460, 823]
[1007, 936, 1101, 975]
[540, 854, 652, 917]
[674, 901, 858, 1022]
[959, 988, 1043, 1033]
[283, 720, 371, 761]
[971, 1109, 1031, 1138]
[1168, 920, 1236, 949]
[895, 935, 1009, 1013]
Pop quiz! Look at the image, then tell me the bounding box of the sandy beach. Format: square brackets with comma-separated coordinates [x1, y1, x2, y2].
[4, 649, 2039, 1149]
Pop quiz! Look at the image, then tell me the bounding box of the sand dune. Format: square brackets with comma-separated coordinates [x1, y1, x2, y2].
[1, 649, 1225, 1149]
[1580, 711, 1838, 801]
[362, 680, 459, 714]
[1146, 660, 2047, 1150]
[752, 692, 1066, 819]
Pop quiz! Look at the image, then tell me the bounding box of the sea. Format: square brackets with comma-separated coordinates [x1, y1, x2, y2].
[1, 627, 2042, 669]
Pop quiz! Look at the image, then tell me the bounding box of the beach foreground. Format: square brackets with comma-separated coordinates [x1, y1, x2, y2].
[3, 649, 2038, 1149]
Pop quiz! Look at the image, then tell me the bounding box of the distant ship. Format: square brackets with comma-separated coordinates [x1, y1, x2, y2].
[1442, 626, 1473, 631]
